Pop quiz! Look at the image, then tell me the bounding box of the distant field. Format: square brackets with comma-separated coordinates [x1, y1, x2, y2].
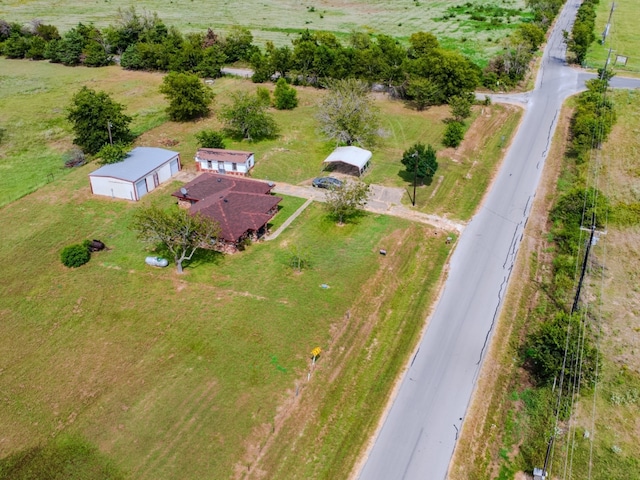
[586, 0, 640, 75]
[0, 0, 530, 64]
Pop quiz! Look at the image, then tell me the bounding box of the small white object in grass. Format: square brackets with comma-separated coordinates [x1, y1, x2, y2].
[321, 284, 330, 289]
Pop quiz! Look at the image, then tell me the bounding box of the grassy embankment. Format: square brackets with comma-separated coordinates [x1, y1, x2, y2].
[0, 58, 522, 478]
[450, 89, 640, 480]
[0, 0, 530, 65]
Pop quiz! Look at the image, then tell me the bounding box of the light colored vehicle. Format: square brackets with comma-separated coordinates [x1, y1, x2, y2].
[145, 256, 169, 267]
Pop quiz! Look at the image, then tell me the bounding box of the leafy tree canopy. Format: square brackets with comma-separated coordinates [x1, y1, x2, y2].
[195, 129, 225, 149]
[317, 78, 380, 147]
[218, 90, 278, 141]
[401, 143, 438, 185]
[67, 86, 133, 155]
[273, 77, 298, 110]
[132, 205, 221, 273]
[324, 180, 370, 224]
[442, 121, 465, 148]
[159, 71, 214, 121]
[97, 142, 130, 165]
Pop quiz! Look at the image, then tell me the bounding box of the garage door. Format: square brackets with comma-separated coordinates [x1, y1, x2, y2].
[170, 159, 179, 175]
[135, 179, 148, 199]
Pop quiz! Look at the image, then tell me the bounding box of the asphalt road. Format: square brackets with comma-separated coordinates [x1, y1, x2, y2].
[357, 1, 640, 479]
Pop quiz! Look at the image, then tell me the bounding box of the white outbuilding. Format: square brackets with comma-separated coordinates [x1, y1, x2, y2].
[89, 147, 181, 201]
[194, 148, 255, 176]
[322, 146, 372, 176]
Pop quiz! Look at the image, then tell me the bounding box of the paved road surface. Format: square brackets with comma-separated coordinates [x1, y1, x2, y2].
[357, 2, 640, 479]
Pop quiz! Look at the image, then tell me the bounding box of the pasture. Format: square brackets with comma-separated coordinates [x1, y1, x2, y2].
[0, 0, 530, 65]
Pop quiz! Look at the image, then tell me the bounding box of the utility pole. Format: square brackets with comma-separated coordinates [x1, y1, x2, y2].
[602, 2, 615, 44]
[412, 152, 418, 206]
[107, 120, 113, 146]
[571, 223, 596, 313]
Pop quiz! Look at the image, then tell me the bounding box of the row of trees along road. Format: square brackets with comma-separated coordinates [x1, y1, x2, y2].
[2, 0, 572, 100]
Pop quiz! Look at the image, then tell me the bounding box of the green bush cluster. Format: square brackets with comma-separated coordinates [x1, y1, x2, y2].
[568, 0, 600, 65]
[571, 77, 616, 162]
[60, 242, 91, 268]
[442, 121, 465, 148]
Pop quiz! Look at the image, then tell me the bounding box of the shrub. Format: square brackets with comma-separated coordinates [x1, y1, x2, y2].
[195, 130, 225, 149]
[60, 243, 91, 268]
[273, 78, 298, 110]
[442, 121, 465, 148]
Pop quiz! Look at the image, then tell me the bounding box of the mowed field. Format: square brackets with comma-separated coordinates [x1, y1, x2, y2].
[586, 0, 640, 75]
[0, 57, 522, 478]
[0, 0, 529, 64]
[0, 161, 450, 478]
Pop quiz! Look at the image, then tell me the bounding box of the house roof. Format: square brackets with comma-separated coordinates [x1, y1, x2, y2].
[195, 148, 253, 163]
[172, 173, 272, 201]
[89, 147, 179, 183]
[172, 174, 280, 243]
[323, 146, 372, 170]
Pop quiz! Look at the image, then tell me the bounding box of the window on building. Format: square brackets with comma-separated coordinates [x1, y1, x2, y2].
[207, 161, 212, 169]
[232, 163, 237, 171]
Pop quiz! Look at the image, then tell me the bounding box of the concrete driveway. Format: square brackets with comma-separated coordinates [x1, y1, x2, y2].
[270, 181, 465, 233]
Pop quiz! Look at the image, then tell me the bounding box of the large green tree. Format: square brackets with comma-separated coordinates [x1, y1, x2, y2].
[401, 143, 438, 185]
[67, 87, 133, 155]
[316, 78, 380, 146]
[132, 205, 221, 274]
[324, 181, 370, 225]
[219, 91, 278, 141]
[159, 72, 214, 121]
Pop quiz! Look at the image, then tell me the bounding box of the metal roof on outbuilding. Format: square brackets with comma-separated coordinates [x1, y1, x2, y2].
[323, 146, 372, 171]
[89, 147, 179, 182]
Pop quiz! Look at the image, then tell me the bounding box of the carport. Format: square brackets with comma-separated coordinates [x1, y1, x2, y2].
[322, 146, 372, 177]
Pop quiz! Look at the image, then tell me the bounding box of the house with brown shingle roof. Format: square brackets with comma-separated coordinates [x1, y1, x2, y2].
[194, 148, 254, 176]
[172, 174, 281, 252]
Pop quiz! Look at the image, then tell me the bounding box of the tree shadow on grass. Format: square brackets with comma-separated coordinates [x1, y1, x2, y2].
[183, 246, 225, 270]
[397, 169, 434, 186]
[148, 243, 223, 272]
[0, 434, 125, 480]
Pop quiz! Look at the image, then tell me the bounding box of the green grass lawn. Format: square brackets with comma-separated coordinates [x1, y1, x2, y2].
[586, 0, 640, 75]
[0, 60, 168, 207]
[0, 161, 450, 479]
[0, 0, 528, 65]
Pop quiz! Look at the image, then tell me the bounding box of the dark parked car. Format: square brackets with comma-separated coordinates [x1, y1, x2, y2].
[312, 177, 343, 189]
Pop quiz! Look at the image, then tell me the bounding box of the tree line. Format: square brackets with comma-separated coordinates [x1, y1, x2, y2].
[1, 0, 578, 101]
